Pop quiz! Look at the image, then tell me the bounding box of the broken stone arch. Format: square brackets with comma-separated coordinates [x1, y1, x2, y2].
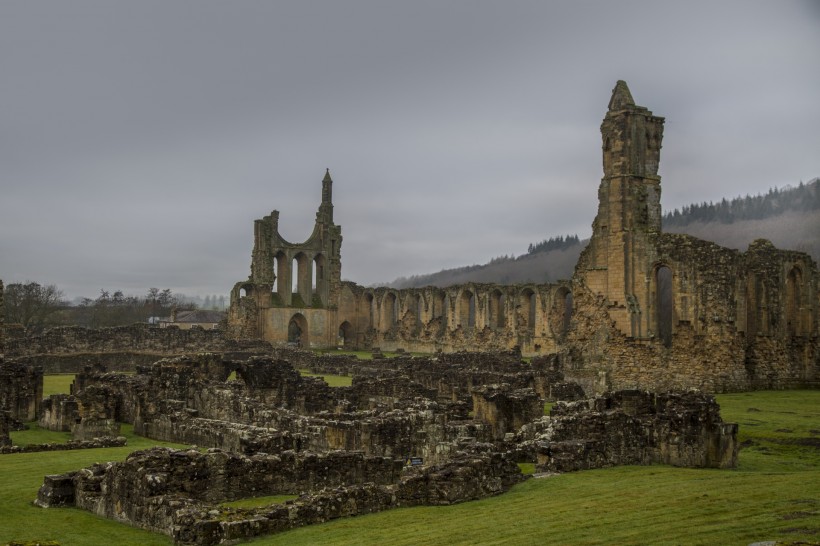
[237, 283, 255, 299]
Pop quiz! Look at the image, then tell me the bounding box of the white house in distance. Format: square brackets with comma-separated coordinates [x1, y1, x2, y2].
[158, 309, 225, 330]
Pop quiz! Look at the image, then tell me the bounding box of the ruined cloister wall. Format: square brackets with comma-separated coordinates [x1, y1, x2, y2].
[230, 279, 574, 358]
[340, 281, 573, 356]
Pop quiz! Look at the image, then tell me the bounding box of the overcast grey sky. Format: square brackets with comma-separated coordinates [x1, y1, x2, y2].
[1, 1, 818, 299]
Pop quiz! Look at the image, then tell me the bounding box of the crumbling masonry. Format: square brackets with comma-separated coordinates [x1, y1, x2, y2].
[36, 351, 737, 544]
[227, 81, 819, 394]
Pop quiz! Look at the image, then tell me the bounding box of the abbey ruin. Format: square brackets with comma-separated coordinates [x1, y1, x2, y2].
[227, 80, 819, 394]
[0, 81, 815, 545]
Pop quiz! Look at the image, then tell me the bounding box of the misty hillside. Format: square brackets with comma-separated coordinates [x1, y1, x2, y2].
[662, 179, 820, 260]
[387, 178, 820, 289]
[389, 242, 584, 289]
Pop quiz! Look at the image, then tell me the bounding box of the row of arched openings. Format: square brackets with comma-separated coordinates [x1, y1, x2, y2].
[271, 253, 326, 296]
[361, 288, 573, 334]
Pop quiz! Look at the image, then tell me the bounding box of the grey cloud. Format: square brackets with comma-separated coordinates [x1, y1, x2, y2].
[1, 1, 818, 297]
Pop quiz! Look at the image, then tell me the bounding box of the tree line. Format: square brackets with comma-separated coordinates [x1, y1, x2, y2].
[526, 234, 582, 255]
[2, 282, 225, 333]
[663, 178, 819, 227]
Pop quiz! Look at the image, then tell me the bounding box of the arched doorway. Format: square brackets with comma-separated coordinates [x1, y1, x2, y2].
[338, 321, 354, 348]
[288, 313, 308, 347]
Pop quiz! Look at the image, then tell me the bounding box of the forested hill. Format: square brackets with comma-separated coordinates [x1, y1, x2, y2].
[388, 238, 585, 289]
[663, 178, 820, 227]
[662, 178, 820, 261]
[386, 179, 820, 289]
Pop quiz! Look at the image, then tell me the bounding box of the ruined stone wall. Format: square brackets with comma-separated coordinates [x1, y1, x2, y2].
[6, 325, 224, 356]
[226, 170, 342, 342]
[37, 447, 524, 546]
[39, 394, 80, 432]
[472, 385, 542, 440]
[226, 193, 575, 356]
[0, 360, 43, 421]
[11, 353, 167, 374]
[0, 410, 11, 448]
[5, 325, 271, 373]
[565, 81, 819, 394]
[85, 354, 501, 461]
[348, 350, 580, 404]
[565, 233, 819, 394]
[1, 436, 126, 454]
[333, 282, 572, 357]
[518, 390, 738, 472]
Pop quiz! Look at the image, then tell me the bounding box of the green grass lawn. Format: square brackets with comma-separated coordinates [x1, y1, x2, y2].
[0, 424, 187, 545]
[42, 374, 75, 398]
[1, 391, 817, 545]
[249, 390, 820, 546]
[298, 369, 353, 387]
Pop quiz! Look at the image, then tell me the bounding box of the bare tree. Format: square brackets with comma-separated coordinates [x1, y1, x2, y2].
[3, 281, 65, 333]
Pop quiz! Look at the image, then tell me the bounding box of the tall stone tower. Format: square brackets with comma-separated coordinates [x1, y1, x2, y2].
[576, 81, 665, 339]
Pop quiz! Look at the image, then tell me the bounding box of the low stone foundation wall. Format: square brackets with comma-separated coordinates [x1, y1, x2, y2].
[11, 353, 165, 374]
[524, 390, 738, 472]
[36, 446, 525, 545]
[0, 435, 127, 454]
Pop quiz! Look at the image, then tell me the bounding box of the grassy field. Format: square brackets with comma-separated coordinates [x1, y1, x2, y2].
[298, 369, 353, 387]
[42, 373, 75, 398]
[1, 390, 816, 545]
